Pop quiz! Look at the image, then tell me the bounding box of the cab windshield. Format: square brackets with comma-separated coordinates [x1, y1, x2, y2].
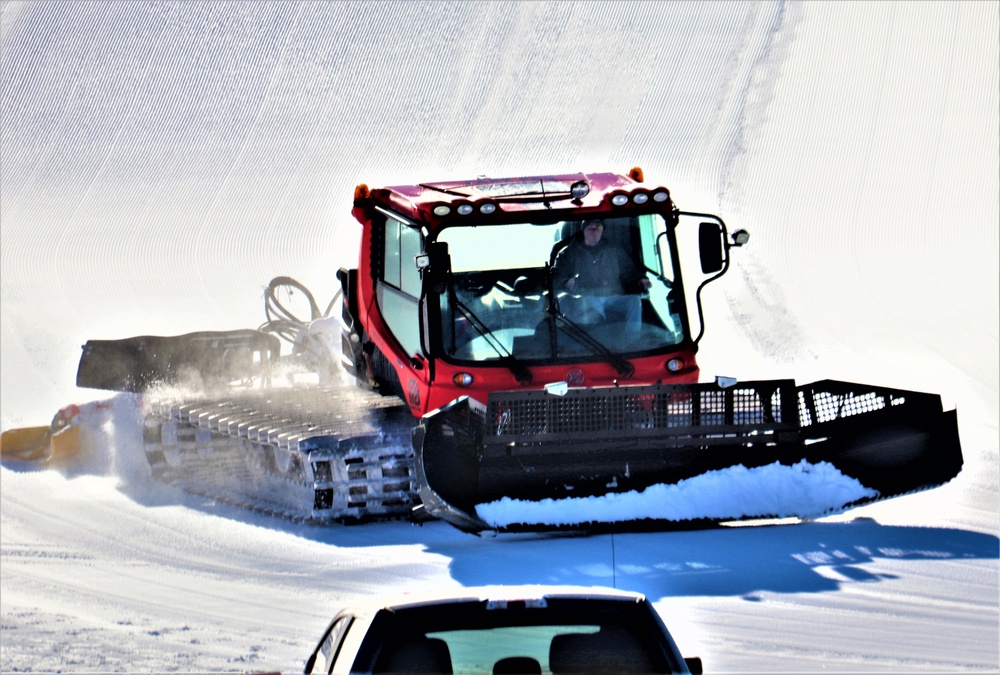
[435, 214, 684, 363]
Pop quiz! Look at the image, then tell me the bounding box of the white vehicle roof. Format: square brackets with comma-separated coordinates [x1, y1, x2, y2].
[341, 584, 646, 615]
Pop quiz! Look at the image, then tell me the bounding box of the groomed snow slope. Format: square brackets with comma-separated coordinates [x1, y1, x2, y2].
[2, 1, 997, 672]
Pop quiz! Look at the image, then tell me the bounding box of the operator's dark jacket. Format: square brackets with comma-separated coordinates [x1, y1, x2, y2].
[551, 237, 645, 296]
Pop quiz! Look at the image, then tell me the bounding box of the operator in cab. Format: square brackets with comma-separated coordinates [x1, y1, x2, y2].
[550, 219, 651, 336]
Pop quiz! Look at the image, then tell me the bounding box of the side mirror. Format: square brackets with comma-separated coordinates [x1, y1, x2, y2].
[699, 222, 750, 274]
[698, 221, 725, 274]
[420, 241, 450, 293]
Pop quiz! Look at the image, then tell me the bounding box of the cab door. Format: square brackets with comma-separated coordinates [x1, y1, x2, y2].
[374, 214, 431, 411]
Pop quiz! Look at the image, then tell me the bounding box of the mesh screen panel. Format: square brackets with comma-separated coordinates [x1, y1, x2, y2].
[487, 381, 792, 440]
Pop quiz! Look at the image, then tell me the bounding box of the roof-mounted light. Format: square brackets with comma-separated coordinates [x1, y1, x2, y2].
[610, 193, 629, 207]
[432, 204, 451, 217]
[456, 203, 474, 215]
[570, 180, 590, 201]
[479, 202, 497, 214]
[632, 192, 649, 205]
[652, 190, 670, 203]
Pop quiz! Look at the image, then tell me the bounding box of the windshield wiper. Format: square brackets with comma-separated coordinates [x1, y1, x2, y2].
[551, 310, 635, 379]
[452, 297, 533, 385]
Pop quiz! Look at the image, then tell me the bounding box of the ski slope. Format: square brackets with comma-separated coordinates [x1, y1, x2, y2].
[2, 1, 997, 672]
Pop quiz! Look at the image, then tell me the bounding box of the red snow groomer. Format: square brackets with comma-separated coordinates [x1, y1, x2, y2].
[15, 168, 961, 533]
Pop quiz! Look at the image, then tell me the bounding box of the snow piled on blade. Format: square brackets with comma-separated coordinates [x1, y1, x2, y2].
[475, 461, 878, 528]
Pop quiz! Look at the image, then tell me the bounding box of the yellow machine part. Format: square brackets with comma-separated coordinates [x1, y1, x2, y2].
[0, 406, 82, 463]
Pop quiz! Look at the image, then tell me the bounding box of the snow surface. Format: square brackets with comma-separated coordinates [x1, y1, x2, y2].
[1, 1, 997, 673]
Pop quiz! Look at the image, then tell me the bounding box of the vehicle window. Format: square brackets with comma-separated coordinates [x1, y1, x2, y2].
[383, 217, 422, 295]
[637, 213, 673, 283]
[307, 615, 352, 675]
[379, 216, 424, 356]
[427, 624, 598, 674]
[377, 285, 422, 357]
[363, 600, 679, 674]
[400, 223, 422, 296]
[439, 222, 562, 273]
[384, 219, 401, 288]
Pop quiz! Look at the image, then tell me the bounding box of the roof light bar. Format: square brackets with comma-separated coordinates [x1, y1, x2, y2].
[609, 188, 671, 208]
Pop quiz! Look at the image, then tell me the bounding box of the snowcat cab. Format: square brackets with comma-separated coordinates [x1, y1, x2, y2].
[37, 166, 962, 533]
[339, 169, 733, 416]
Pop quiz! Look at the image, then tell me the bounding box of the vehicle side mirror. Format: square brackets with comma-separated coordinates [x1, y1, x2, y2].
[419, 241, 451, 293]
[698, 221, 725, 274]
[685, 656, 704, 674]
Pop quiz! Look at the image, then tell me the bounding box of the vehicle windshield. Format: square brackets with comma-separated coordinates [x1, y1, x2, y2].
[365, 598, 679, 674]
[435, 214, 684, 363]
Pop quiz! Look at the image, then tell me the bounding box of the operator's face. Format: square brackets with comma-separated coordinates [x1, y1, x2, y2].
[583, 221, 604, 246]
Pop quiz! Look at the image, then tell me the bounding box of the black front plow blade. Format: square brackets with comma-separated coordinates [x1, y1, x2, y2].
[414, 380, 962, 533]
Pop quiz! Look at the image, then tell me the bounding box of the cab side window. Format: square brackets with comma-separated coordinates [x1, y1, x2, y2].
[383, 217, 422, 296]
[378, 217, 424, 356]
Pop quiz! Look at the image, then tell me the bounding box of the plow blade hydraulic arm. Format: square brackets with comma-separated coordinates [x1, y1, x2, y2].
[413, 379, 963, 533]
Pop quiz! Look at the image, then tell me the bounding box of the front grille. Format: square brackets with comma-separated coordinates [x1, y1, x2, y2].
[487, 380, 796, 443]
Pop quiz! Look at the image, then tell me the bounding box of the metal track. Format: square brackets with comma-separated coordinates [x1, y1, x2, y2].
[141, 383, 419, 522]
